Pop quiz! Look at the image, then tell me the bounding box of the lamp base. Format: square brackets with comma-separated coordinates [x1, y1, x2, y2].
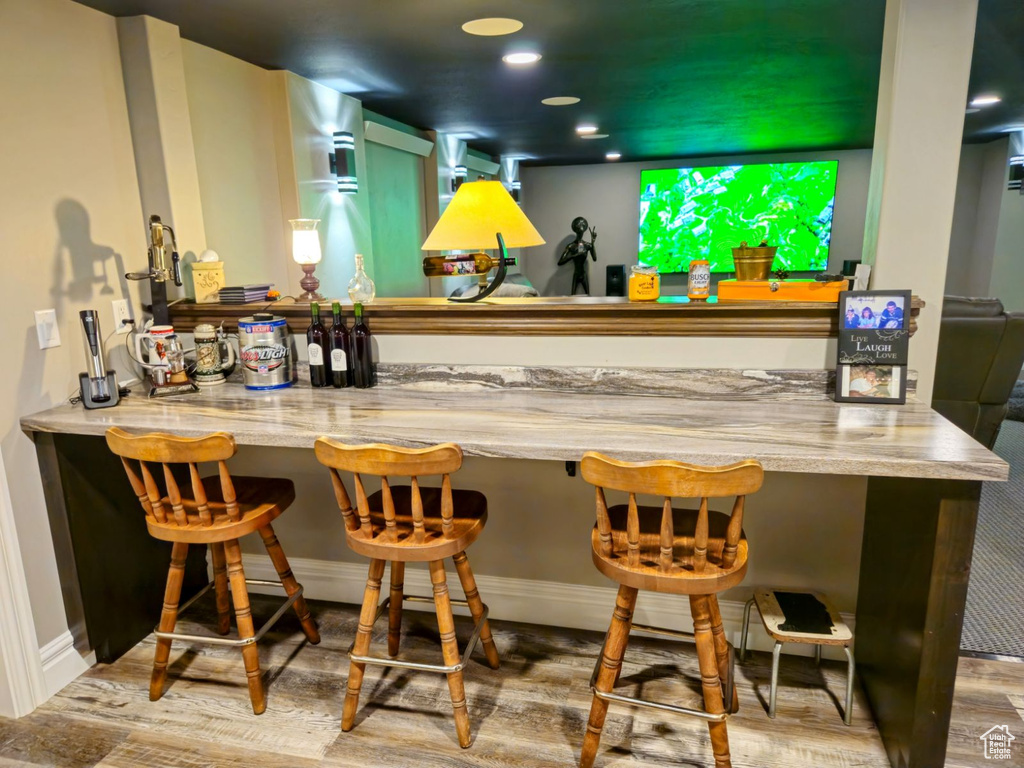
[449, 233, 508, 303]
[298, 265, 325, 302]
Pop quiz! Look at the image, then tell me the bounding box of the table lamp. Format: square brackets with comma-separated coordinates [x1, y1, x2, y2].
[290, 218, 324, 301]
[421, 180, 545, 302]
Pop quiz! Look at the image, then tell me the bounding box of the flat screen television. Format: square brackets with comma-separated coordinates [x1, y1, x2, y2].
[638, 160, 838, 273]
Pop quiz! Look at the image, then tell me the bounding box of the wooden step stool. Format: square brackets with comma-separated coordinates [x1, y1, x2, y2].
[739, 589, 855, 725]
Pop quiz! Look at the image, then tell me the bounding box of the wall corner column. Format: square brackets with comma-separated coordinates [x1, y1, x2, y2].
[861, 0, 979, 402]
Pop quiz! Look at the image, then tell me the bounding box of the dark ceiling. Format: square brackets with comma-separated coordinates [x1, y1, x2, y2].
[74, 0, 1023, 166]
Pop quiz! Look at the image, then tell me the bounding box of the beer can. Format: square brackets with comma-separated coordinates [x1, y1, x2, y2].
[238, 315, 294, 390]
[687, 259, 711, 301]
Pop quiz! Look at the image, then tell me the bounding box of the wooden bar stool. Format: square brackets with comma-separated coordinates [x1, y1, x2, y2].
[105, 427, 320, 715]
[314, 438, 500, 748]
[579, 451, 764, 768]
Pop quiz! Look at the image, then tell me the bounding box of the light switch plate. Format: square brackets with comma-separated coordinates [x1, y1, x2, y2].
[35, 309, 60, 349]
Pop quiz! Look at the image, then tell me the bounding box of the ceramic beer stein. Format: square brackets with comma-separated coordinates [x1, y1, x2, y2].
[193, 323, 236, 385]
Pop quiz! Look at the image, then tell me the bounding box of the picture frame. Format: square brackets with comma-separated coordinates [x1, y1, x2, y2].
[834, 363, 908, 404]
[838, 289, 911, 365]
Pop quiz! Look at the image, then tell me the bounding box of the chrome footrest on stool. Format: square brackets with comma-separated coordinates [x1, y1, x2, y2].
[589, 622, 734, 723]
[347, 594, 489, 674]
[154, 579, 303, 648]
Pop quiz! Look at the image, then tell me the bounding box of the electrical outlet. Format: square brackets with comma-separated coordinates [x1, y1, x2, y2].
[35, 309, 60, 349]
[111, 299, 133, 334]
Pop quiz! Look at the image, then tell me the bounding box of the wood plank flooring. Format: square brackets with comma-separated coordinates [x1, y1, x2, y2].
[1, 595, 1022, 767]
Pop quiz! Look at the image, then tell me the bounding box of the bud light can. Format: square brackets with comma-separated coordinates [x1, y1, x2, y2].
[238, 315, 295, 390]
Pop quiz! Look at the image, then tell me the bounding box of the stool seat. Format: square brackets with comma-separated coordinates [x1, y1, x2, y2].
[347, 486, 487, 561]
[591, 505, 748, 595]
[753, 589, 852, 646]
[146, 476, 294, 543]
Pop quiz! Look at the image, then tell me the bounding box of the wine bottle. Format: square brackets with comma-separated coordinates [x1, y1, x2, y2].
[422, 253, 517, 278]
[306, 303, 329, 388]
[329, 301, 351, 388]
[352, 302, 375, 389]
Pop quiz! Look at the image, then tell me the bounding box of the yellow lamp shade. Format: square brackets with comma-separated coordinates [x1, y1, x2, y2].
[422, 180, 545, 251]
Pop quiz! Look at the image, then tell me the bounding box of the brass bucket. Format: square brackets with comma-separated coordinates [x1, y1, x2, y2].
[731, 246, 778, 281]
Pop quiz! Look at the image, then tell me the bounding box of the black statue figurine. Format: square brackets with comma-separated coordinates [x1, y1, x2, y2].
[557, 216, 598, 295]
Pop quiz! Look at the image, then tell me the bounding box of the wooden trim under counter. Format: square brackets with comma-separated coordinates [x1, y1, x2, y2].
[168, 295, 923, 338]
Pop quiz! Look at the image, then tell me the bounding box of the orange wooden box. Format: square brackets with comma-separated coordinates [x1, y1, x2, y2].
[717, 279, 847, 303]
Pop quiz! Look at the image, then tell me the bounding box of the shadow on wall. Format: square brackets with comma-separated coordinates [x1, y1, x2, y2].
[51, 199, 129, 304]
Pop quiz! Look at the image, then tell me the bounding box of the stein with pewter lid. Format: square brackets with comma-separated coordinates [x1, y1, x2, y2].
[193, 323, 235, 385]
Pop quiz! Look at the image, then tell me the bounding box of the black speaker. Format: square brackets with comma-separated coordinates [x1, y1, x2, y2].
[606, 265, 626, 297]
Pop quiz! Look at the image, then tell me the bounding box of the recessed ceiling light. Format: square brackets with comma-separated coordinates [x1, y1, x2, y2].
[503, 52, 541, 65]
[462, 18, 524, 36]
[965, 107, 981, 114]
[970, 95, 1001, 107]
[580, 134, 609, 140]
[542, 96, 580, 106]
[576, 124, 598, 135]
[606, 152, 621, 161]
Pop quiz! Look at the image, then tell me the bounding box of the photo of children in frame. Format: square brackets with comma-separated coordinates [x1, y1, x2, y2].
[836, 364, 907, 403]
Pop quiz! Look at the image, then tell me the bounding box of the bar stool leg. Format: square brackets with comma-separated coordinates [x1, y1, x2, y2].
[258, 524, 320, 644]
[209, 542, 232, 635]
[223, 538, 265, 715]
[690, 594, 732, 768]
[388, 561, 405, 658]
[843, 646, 855, 726]
[708, 595, 738, 714]
[430, 559, 472, 748]
[150, 542, 188, 701]
[740, 597, 755, 662]
[768, 641, 782, 719]
[452, 551, 500, 669]
[580, 585, 638, 768]
[343, 558, 386, 731]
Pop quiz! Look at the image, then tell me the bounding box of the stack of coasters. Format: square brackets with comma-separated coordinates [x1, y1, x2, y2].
[834, 289, 911, 404]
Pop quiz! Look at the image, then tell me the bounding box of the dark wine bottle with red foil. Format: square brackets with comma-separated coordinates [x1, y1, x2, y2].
[306, 303, 329, 388]
[329, 301, 351, 388]
[352, 302, 375, 389]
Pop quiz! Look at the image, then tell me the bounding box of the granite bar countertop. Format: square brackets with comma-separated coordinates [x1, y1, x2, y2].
[21, 366, 1007, 482]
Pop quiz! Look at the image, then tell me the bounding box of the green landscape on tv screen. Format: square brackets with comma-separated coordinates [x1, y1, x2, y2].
[638, 160, 838, 273]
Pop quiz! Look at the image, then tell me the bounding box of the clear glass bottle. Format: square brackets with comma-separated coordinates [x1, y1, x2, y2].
[347, 253, 376, 303]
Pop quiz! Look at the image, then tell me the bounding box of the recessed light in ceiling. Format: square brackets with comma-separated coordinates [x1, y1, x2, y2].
[576, 124, 598, 135]
[580, 134, 609, 140]
[462, 18, 524, 36]
[969, 95, 1001, 107]
[965, 107, 981, 114]
[503, 52, 541, 65]
[605, 152, 622, 161]
[542, 96, 580, 106]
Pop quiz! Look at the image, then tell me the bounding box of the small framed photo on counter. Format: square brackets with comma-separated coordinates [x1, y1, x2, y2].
[835, 363, 908, 404]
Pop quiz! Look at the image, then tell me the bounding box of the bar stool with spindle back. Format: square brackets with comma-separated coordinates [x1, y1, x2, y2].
[314, 438, 500, 748]
[105, 427, 320, 715]
[578, 451, 764, 768]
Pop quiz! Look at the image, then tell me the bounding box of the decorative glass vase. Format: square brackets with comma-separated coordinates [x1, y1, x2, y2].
[347, 253, 376, 303]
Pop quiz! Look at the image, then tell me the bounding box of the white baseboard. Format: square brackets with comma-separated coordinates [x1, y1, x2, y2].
[39, 631, 94, 700]
[240, 553, 854, 661]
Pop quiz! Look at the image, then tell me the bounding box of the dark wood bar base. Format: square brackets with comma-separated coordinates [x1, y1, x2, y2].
[856, 477, 981, 768]
[35, 433, 208, 662]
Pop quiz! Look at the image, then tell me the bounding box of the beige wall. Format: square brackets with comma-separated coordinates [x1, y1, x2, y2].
[0, 0, 148, 645]
[988, 132, 1024, 312]
[181, 40, 290, 291]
